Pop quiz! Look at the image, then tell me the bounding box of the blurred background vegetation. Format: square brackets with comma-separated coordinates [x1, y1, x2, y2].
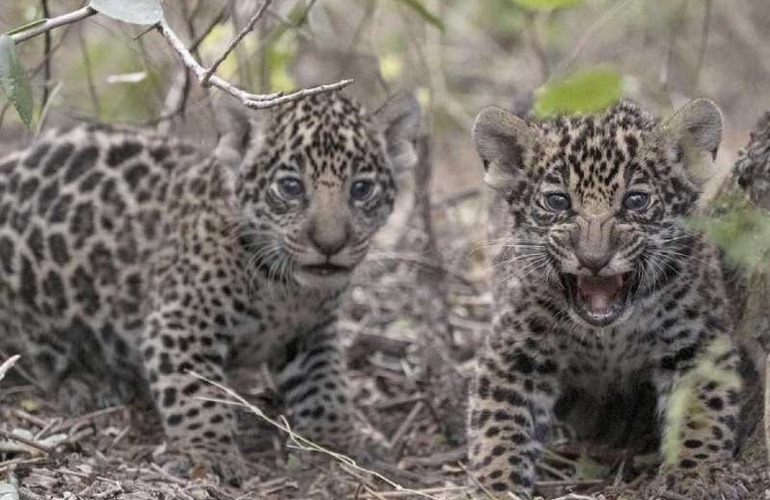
[2, 0, 770, 201]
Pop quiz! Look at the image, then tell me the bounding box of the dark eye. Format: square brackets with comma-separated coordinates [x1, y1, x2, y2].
[623, 192, 650, 211]
[276, 176, 305, 200]
[350, 179, 376, 201]
[544, 193, 571, 211]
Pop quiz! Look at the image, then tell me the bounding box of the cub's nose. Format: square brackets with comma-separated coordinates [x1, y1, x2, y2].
[308, 224, 348, 257]
[575, 250, 612, 274]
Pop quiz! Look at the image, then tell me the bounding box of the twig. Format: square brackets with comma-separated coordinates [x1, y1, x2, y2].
[200, 0, 273, 87]
[156, 18, 353, 109]
[388, 401, 423, 453]
[40, 0, 52, 108]
[526, 11, 550, 83]
[10, 6, 97, 44]
[188, 371, 439, 499]
[0, 430, 54, 455]
[658, 491, 690, 500]
[764, 352, 770, 463]
[692, 0, 712, 92]
[555, 0, 636, 75]
[0, 354, 20, 382]
[535, 478, 605, 488]
[458, 462, 497, 500]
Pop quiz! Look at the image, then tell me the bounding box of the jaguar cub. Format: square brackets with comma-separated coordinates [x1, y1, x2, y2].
[0, 91, 420, 484]
[469, 100, 742, 499]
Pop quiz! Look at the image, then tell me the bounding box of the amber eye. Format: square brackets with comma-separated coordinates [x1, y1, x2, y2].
[544, 193, 571, 211]
[350, 179, 376, 201]
[275, 176, 305, 200]
[623, 192, 650, 211]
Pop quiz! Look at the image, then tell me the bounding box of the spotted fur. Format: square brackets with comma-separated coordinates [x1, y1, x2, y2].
[469, 100, 743, 499]
[0, 91, 420, 484]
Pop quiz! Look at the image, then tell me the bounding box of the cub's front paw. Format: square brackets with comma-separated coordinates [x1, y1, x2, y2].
[157, 447, 249, 487]
[651, 463, 749, 500]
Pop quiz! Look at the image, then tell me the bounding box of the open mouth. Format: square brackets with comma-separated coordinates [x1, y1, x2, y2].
[300, 263, 352, 276]
[563, 273, 634, 327]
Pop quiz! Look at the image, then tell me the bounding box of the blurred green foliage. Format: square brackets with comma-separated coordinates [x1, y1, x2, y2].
[511, 0, 585, 11]
[689, 191, 770, 270]
[0, 35, 33, 127]
[533, 66, 622, 117]
[393, 0, 444, 31]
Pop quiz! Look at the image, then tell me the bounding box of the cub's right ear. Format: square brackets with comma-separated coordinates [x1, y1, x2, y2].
[472, 106, 536, 192]
[213, 94, 264, 170]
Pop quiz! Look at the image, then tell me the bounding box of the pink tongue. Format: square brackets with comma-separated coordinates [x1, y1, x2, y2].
[577, 276, 623, 312]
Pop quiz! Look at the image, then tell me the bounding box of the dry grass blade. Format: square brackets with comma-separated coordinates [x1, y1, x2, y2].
[765, 352, 770, 466]
[187, 370, 445, 500]
[0, 354, 20, 382]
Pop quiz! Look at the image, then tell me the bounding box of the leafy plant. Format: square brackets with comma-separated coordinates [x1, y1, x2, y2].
[533, 66, 622, 117]
[89, 0, 162, 25]
[0, 35, 33, 127]
[689, 197, 770, 270]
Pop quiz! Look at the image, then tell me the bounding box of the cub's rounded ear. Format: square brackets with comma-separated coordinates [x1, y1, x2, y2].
[657, 98, 722, 184]
[662, 98, 723, 161]
[473, 106, 536, 191]
[213, 93, 264, 170]
[374, 91, 421, 174]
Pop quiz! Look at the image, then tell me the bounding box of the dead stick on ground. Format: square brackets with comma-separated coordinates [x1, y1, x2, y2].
[765, 352, 770, 462]
[0, 430, 53, 455]
[189, 371, 441, 500]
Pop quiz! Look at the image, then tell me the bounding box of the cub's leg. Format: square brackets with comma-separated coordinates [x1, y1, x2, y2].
[141, 294, 247, 485]
[655, 336, 744, 500]
[276, 318, 361, 450]
[467, 319, 560, 499]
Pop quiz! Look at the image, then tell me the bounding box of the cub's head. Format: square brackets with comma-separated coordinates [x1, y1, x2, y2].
[473, 100, 722, 327]
[217, 91, 420, 289]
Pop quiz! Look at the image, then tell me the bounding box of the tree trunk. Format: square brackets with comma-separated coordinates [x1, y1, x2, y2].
[718, 112, 770, 463]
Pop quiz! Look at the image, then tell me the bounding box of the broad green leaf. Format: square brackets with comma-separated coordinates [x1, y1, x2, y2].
[688, 205, 770, 269]
[89, 0, 163, 25]
[0, 35, 33, 127]
[393, 0, 445, 31]
[534, 67, 622, 117]
[511, 0, 585, 11]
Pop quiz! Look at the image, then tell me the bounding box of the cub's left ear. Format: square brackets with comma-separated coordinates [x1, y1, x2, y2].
[213, 94, 264, 170]
[374, 91, 421, 173]
[662, 98, 723, 162]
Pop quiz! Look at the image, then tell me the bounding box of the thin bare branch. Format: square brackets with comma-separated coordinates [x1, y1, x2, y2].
[157, 18, 353, 109]
[692, 0, 712, 92]
[556, 0, 636, 75]
[10, 6, 96, 44]
[40, 0, 52, 108]
[200, 0, 273, 87]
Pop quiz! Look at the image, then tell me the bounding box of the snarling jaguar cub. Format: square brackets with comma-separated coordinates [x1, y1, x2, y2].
[469, 99, 743, 499]
[0, 91, 420, 484]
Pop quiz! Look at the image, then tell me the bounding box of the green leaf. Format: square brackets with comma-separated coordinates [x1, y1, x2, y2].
[393, 0, 445, 31]
[688, 205, 770, 269]
[89, 0, 163, 25]
[534, 66, 622, 118]
[510, 0, 585, 11]
[0, 35, 33, 127]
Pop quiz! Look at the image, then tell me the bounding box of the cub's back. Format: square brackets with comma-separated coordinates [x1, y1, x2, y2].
[0, 124, 204, 356]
